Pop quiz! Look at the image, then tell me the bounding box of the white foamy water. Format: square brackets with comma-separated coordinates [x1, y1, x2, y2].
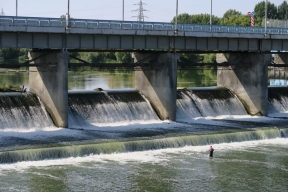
[1, 138, 287, 171]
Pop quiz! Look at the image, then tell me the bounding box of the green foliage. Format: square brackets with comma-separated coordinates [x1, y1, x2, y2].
[115, 52, 132, 63]
[179, 53, 201, 64]
[278, 0, 288, 20]
[220, 15, 250, 26]
[203, 54, 216, 63]
[254, 1, 278, 25]
[172, 13, 221, 25]
[223, 9, 242, 19]
[76, 52, 117, 63]
[0, 48, 30, 64]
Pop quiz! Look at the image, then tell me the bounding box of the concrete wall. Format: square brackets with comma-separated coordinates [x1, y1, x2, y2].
[217, 53, 270, 116]
[133, 53, 179, 120]
[29, 50, 69, 127]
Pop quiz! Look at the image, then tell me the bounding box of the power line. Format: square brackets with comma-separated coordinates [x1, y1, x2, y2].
[132, 0, 148, 22]
[1, 8, 5, 16]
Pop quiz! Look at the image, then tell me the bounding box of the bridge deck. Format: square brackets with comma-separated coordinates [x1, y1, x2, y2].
[1, 16, 288, 51]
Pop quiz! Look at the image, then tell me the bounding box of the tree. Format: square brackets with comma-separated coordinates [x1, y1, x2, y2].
[220, 15, 250, 26]
[178, 53, 201, 64]
[254, 1, 278, 26]
[115, 52, 132, 63]
[203, 54, 216, 63]
[172, 13, 221, 25]
[278, 0, 288, 20]
[223, 9, 242, 20]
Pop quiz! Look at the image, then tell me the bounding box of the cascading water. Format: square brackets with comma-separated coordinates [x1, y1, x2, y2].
[268, 87, 288, 115]
[0, 87, 287, 164]
[184, 87, 248, 117]
[68, 90, 159, 128]
[0, 128, 285, 163]
[176, 90, 202, 120]
[0, 93, 54, 130]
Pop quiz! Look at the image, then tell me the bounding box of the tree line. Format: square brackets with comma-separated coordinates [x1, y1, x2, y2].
[1, 0, 288, 65]
[173, 0, 288, 27]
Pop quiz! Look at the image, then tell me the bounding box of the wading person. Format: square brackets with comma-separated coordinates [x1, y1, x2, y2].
[209, 146, 214, 158]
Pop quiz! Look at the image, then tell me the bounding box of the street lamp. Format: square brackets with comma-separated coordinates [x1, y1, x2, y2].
[122, 0, 124, 21]
[210, 0, 212, 25]
[16, 0, 18, 17]
[175, 0, 178, 32]
[265, 0, 267, 34]
[66, 0, 70, 28]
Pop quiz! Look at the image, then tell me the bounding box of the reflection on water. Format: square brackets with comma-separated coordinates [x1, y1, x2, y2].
[68, 70, 135, 90]
[0, 70, 29, 90]
[2, 69, 287, 90]
[0, 68, 217, 90]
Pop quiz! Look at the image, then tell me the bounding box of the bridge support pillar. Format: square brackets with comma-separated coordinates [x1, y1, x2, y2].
[217, 53, 270, 116]
[29, 50, 69, 127]
[132, 53, 179, 120]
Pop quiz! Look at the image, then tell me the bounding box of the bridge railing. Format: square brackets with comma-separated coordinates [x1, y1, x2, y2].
[1, 16, 288, 35]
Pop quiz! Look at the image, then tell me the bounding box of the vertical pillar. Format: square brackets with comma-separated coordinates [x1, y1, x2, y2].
[132, 53, 179, 120]
[29, 50, 69, 127]
[217, 53, 270, 116]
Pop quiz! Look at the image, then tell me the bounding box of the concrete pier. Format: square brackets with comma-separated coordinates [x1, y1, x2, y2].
[29, 50, 69, 127]
[132, 53, 179, 120]
[217, 53, 270, 116]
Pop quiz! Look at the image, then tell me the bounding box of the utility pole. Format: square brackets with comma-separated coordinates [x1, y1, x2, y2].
[265, 0, 267, 34]
[132, 0, 148, 22]
[210, 0, 212, 25]
[175, 0, 178, 31]
[1, 8, 5, 16]
[66, 0, 70, 28]
[122, 0, 124, 21]
[16, 0, 18, 17]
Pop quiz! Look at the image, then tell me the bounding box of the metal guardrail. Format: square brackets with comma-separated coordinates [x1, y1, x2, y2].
[1, 16, 288, 35]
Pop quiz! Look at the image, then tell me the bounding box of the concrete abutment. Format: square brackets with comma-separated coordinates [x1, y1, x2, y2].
[132, 52, 179, 121]
[217, 53, 270, 116]
[29, 50, 69, 128]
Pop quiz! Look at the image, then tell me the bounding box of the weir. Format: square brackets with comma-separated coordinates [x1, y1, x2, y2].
[0, 93, 54, 130]
[217, 53, 270, 116]
[0, 88, 288, 163]
[68, 90, 159, 128]
[26, 50, 274, 127]
[268, 87, 288, 114]
[133, 53, 179, 121]
[29, 50, 69, 128]
[0, 128, 286, 163]
[176, 87, 247, 121]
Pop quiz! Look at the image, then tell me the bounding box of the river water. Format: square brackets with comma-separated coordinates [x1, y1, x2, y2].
[0, 69, 288, 192]
[0, 69, 217, 90]
[0, 139, 287, 192]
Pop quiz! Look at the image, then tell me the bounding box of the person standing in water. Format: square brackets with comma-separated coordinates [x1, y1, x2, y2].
[209, 146, 214, 158]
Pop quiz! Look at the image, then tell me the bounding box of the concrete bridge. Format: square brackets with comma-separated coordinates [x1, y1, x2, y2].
[1, 16, 287, 127]
[1, 16, 288, 51]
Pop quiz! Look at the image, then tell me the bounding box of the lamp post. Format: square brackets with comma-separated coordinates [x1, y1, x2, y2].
[210, 0, 212, 25]
[175, 0, 178, 32]
[122, 0, 124, 21]
[265, 0, 267, 34]
[68, 0, 70, 18]
[16, 0, 18, 17]
[66, 0, 70, 28]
